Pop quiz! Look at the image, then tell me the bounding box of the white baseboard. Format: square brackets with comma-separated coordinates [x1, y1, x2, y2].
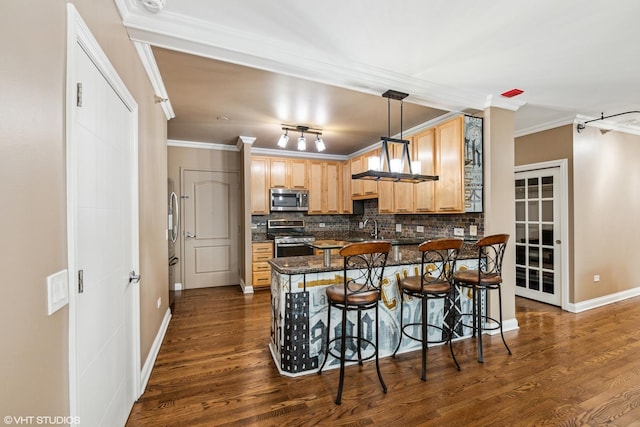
[486, 317, 519, 335]
[566, 286, 640, 313]
[239, 277, 254, 294]
[139, 307, 171, 395]
[172, 282, 183, 291]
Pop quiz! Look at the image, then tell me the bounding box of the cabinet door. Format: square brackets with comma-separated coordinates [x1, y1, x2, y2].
[325, 161, 340, 213]
[269, 158, 288, 188]
[341, 160, 352, 213]
[392, 143, 413, 213]
[436, 116, 464, 213]
[290, 159, 308, 189]
[250, 157, 270, 214]
[350, 156, 363, 197]
[307, 161, 323, 214]
[362, 151, 378, 197]
[413, 129, 436, 212]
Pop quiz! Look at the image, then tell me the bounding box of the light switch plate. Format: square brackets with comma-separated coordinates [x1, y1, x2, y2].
[319, 223, 325, 228]
[396, 223, 402, 232]
[469, 225, 478, 236]
[454, 228, 464, 236]
[416, 225, 424, 233]
[47, 269, 69, 316]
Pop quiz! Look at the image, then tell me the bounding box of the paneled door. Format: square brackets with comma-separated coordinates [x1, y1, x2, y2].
[514, 166, 563, 306]
[67, 6, 140, 426]
[183, 170, 239, 288]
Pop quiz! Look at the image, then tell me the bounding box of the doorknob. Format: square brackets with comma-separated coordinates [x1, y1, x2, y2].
[129, 270, 141, 284]
[186, 232, 196, 238]
[555, 240, 561, 244]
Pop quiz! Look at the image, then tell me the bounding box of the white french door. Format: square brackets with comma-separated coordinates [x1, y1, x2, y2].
[514, 164, 566, 307]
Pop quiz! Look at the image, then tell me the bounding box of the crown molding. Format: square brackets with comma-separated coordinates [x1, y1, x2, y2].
[251, 147, 348, 161]
[514, 115, 577, 138]
[167, 139, 239, 151]
[118, 5, 492, 114]
[133, 41, 175, 120]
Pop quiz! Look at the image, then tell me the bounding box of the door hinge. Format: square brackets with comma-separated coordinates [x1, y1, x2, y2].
[181, 195, 189, 199]
[76, 82, 83, 107]
[78, 269, 84, 293]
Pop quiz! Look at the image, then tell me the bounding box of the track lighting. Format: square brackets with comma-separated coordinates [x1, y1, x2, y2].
[577, 111, 640, 133]
[277, 125, 324, 152]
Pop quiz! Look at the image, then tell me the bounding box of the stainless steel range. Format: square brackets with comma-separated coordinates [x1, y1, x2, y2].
[267, 219, 316, 258]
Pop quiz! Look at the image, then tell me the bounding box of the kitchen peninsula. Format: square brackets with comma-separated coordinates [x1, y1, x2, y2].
[268, 242, 478, 376]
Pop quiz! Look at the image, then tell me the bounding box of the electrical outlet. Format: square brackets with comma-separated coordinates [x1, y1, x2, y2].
[454, 228, 464, 236]
[594, 275, 600, 282]
[416, 225, 424, 233]
[469, 225, 478, 236]
[396, 223, 402, 232]
[319, 223, 325, 228]
[359, 221, 364, 229]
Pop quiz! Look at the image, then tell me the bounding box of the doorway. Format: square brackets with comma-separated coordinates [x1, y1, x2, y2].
[514, 160, 569, 308]
[66, 5, 140, 425]
[182, 169, 240, 288]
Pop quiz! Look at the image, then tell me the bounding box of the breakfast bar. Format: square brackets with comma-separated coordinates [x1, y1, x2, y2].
[268, 243, 478, 376]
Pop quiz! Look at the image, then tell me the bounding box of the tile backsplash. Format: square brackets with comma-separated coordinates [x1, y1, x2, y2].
[252, 199, 484, 240]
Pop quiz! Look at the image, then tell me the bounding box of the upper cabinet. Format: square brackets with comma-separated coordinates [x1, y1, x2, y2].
[434, 116, 464, 213]
[269, 158, 307, 189]
[250, 156, 270, 215]
[351, 150, 378, 199]
[308, 160, 342, 214]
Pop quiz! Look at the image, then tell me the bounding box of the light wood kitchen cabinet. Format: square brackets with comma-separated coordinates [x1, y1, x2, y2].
[325, 161, 341, 213]
[250, 157, 270, 214]
[307, 161, 324, 214]
[252, 242, 273, 290]
[351, 151, 378, 199]
[413, 129, 436, 212]
[270, 158, 307, 189]
[289, 159, 308, 189]
[391, 143, 414, 213]
[308, 160, 341, 214]
[435, 116, 464, 213]
[410, 117, 464, 214]
[341, 160, 352, 214]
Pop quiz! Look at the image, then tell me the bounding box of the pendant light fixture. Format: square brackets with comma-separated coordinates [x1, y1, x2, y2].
[351, 90, 439, 184]
[277, 125, 324, 152]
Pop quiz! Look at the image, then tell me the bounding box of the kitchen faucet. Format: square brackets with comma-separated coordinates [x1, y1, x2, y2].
[363, 218, 379, 239]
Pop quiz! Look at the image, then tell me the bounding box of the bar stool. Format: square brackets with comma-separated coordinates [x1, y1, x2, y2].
[392, 238, 463, 381]
[317, 240, 392, 405]
[453, 234, 512, 363]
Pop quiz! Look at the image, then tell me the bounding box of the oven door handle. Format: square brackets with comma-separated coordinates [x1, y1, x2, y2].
[277, 242, 311, 247]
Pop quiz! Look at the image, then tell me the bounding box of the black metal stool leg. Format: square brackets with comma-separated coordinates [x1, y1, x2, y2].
[392, 291, 404, 357]
[498, 286, 512, 355]
[335, 308, 348, 404]
[421, 296, 428, 381]
[477, 287, 484, 363]
[375, 303, 387, 393]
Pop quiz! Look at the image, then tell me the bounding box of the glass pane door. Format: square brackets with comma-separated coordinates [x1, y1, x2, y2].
[514, 167, 561, 306]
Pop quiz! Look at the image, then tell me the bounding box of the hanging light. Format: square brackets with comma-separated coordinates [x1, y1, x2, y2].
[278, 124, 325, 152]
[351, 90, 438, 184]
[277, 130, 289, 148]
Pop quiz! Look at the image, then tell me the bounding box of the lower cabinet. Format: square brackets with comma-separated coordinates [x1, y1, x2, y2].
[252, 242, 273, 290]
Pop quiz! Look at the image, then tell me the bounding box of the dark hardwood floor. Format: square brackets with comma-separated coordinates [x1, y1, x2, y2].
[126, 287, 640, 426]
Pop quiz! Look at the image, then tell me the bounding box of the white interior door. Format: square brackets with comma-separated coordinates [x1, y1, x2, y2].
[183, 169, 239, 288]
[67, 6, 140, 426]
[514, 166, 563, 306]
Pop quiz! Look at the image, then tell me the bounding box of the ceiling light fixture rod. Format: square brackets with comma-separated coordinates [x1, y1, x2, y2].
[576, 110, 640, 133]
[278, 124, 323, 151]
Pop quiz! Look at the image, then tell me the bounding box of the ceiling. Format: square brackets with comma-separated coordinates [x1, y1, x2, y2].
[116, 0, 640, 156]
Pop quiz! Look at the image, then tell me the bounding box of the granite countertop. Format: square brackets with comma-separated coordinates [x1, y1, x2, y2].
[269, 242, 477, 275]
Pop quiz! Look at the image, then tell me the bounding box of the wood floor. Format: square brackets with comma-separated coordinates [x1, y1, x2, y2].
[126, 287, 640, 426]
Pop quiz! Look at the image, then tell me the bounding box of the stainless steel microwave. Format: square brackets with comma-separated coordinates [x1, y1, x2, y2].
[270, 188, 309, 212]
